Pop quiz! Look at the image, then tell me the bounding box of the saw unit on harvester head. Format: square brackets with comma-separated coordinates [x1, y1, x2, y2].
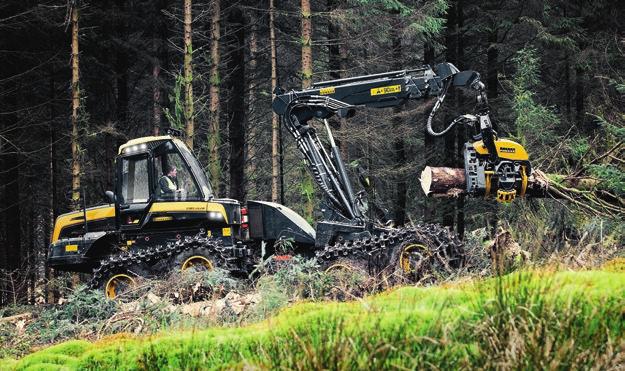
[47, 63, 532, 298]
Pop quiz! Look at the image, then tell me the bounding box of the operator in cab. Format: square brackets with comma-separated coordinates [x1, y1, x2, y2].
[159, 165, 179, 198]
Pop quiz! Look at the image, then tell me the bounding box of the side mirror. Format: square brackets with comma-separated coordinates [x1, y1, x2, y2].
[105, 191, 115, 204]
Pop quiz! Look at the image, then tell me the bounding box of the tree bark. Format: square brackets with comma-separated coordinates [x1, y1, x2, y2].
[183, 0, 194, 149]
[70, 3, 81, 211]
[209, 0, 221, 192]
[391, 19, 406, 225]
[114, 0, 129, 147]
[455, 0, 465, 238]
[442, 0, 458, 229]
[422, 42, 435, 220]
[245, 9, 258, 197]
[270, 0, 279, 202]
[300, 0, 314, 219]
[47, 68, 57, 304]
[151, 0, 166, 136]
[327, 0, 347, 158]
[486, 28, 498, 99]
[575, 65, 584, 129]
[227, 7, 246, 201]
[301, 0, 313, 88]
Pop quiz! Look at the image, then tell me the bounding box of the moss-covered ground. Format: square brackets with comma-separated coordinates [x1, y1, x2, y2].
[2, 267, 624, 370]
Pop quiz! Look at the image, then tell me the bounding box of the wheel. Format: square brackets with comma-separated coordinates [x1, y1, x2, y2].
[392, 242, 430, 283]
[181, 255, 214, 271]
[387, 224, 464, 284]
[173, 247, 222, 273]
[323, 257, 368, 275]
[321, 258, 370, 299]
[104, 273, 136, 299]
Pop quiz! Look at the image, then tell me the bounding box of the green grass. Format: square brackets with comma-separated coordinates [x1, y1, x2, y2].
[2, 268, 624, 370]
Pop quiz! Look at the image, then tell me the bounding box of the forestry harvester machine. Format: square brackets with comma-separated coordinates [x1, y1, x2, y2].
[48, 63, 532, 298]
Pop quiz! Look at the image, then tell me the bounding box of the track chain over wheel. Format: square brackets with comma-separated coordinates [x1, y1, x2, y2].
[90, 223, 463, 295]
[89, 232, 230, 291]
[316, 223, 464, 284]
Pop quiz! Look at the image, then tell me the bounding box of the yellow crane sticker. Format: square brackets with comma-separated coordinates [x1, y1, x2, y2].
[319, 87, 335, 95]
[65, 244, 78, 252]
[371, 85, 401, 96]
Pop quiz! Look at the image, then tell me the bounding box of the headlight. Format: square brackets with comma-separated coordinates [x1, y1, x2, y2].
[208, 211, 224, 221]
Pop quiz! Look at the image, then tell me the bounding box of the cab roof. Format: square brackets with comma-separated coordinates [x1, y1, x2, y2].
[118, 135, 176, 155]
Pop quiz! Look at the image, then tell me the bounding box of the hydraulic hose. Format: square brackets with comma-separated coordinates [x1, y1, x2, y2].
[426, 79, 455, 137]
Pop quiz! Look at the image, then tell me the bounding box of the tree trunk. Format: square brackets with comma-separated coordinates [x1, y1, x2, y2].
[422, 41, 435, 220]
[70, 3, 81, 211]
[442, 0, 457, 229]
[301, 0, 313, 88]
[300, 0, 314, 219]
[152, 59, 161, 136]
[270, 0, 279, 202]
[420, 167, 623, 218]
[575, 65, 584, 129]
[227, 7, 246, 201]
[245, 9, 258, 197]
[114, 0, 128, 147]
[327, 0, 347, 158]
[151, 0, 166, 136]
[1, 84, 21, 304]
[183, 0, 194, 149]
[391, 20, 407, 225]
[209, 0, 221, 192]
[47, 68, 57, 304]
[455, 0, 465, 238]
[421, 166, 563, 199]
[486, 29, 498, 99]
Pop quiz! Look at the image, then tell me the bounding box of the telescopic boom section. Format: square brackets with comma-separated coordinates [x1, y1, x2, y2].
[271, 62, 483, 223]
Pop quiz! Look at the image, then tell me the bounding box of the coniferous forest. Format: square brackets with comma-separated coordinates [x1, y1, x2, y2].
[0, 0, 624, 367]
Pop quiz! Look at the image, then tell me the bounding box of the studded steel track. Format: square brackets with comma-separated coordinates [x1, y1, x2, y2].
[89, 223, 463, 289]
[88, 234, 230, 289]
[315, 223, 464, 273]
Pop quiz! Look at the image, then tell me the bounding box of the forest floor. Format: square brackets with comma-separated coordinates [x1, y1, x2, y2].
[1, 257, 624, 370]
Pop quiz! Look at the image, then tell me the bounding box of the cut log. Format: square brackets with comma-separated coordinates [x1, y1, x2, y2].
[420, 166, 550, 198]
[419, 167, 466, 197]
[420, 166, 624, 217]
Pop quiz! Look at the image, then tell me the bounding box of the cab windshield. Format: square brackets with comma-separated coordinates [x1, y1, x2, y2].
[176, 141, 213, 199]
[153, 141, 204, 201]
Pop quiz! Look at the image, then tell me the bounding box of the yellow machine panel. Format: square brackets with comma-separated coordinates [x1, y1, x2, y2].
[472, 139, 529, 161]
[148, 202, 228, 222]
[52, 205, 115, 243]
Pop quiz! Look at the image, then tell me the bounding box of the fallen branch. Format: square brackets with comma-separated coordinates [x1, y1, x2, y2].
[0, 312, 32, 324]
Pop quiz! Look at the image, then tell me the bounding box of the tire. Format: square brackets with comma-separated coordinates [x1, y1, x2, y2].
[387, 223, 464, 284]
[172, 247, 225, 273]
[321, 257, 372, 299]
[100, 269, 138, 300]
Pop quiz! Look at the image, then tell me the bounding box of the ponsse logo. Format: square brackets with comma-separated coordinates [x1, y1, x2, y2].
[499, 147, 516, 153]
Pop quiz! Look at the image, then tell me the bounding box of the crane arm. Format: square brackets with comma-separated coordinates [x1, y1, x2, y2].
[271, 63, 489, 224]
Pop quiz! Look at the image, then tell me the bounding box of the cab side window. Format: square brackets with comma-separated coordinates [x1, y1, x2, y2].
[121, 156, 150, 204]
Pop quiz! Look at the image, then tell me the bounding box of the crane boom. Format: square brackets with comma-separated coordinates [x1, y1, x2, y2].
[272, 62, 530, 246]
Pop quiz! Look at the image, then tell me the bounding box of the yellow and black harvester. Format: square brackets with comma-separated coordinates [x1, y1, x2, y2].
[48, 62, 530, 298]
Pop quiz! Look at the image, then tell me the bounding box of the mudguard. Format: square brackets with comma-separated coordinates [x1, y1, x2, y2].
[48, 231, 112, 272]
[247, 200, 316, 247]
